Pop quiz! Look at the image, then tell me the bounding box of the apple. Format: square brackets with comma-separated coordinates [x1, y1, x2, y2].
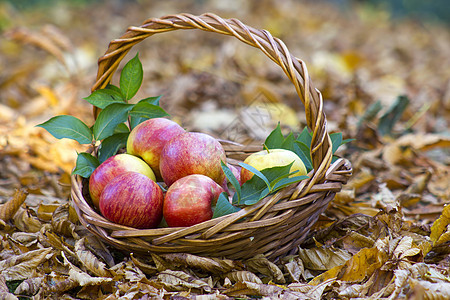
[99, 172, 164, 229]
[240, 149, 307, 184]
[159, 132, 227, 186]
[89, 153, 156, 209]
[163, 174, 225, 227]
[127, 118, 185, 179]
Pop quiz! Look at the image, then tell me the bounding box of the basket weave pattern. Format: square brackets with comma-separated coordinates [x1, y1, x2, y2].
[71, 13, 352, 260]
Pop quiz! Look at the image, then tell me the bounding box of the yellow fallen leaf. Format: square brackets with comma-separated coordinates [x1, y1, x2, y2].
[309, 246, 385, 285]
[430, 204, 450, 246]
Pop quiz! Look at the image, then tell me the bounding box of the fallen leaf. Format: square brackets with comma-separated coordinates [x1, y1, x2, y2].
[430, 204, 450, 246]
[245, 254, 285, 283]
[0, 248, 53, 281]
[0, 189, 28, 222]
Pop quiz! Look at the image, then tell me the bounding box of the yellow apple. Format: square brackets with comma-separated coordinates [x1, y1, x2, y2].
[240, 149, 307, 184]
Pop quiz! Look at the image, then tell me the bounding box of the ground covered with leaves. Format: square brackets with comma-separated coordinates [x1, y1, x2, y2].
[1, 0, 449, 299]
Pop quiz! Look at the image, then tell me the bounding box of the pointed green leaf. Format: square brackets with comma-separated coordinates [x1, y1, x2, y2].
[138, 95, 162, 106]
[265, 122, 284, 149]
[93, 103, 133, 141]
[239, 163, 294, 206]
[120, 53, 143, 100]
[129, 102, 169, 129]
[297, 127, 312, 147]
[221, 161, 241, 203]
[293, 141, 313, 172]
[271, 175, 309, 193]
[98, 132, 129, 163]
[281, 132, 295, 152]
[36, 115, 92, 144]
[213, 193, 241, 218]
[239, 162, 270, 188]
[72, 152, 100, 178]
[105, 84, 123, 95]
[114, 123, 130, 134]
[84, 89, 124, 109]
[330, 132, 343, 154]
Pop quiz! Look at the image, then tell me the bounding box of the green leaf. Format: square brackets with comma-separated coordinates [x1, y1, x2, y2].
[114, 123, 130, 134]
[129, 102, 169, 129]
[271, 175, 309, 192]
[330, 132, 343, 154]
[97, 133, 129, 163]
[281, 132, 295, 152]
[84, 89, 124, 109]
[213, 193, 241, 218]
[239, 163, 294, 206]
[378, 95, 409, 136]
[297, 127, 312, 147]
[105, 84, 123, 95]
[293, 141, 313, 172]
[239, 162, 270, 188]
[138, 95, 162, 106]
[93, 103, 133, 141]
[72, 152, 100, 178]
[221, 161, 241, 203]
[36, 115, 92, 144]
[265, 122, 284, 149]
[240, 178, 270, 206]
[120, 53, 143, 100]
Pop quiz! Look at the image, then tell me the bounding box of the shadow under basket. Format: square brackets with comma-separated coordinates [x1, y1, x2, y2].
[70, 13, 352, 261]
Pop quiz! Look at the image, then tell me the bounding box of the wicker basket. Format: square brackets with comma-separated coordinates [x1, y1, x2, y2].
[71, 13, 352, 261]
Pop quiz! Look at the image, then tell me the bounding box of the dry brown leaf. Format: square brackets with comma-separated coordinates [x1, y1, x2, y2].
[74, 238, 113, 278]
[409, 279, 450, 300]
[36, 202, 60, 222]
[289, 278, 336, 300]
[13, 208, 41, 233]
[130, 253, 158, 276]
[51, 203, 78, 239]
[0, 189, 27, 222]
[0, 248, 53, 281]
[157, 269, 212, 292]
[245, 254, 285, 283]
[224, 270, 263, 284]
[61, 252, 112, 287]
[13, 277, 43, 296]
[284, 256, 307, 282]
[159, 253, 237, 274]
[223, 281, 284, 298]
[297, 247, 352, 271]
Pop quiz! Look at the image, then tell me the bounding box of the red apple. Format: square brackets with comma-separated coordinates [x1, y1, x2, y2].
[127, 118, 185, 179]
[99, 172, 164, 229]
[89, 153, 156, 209]
[163, 174, 225, 227]
[160, 132, 227, 186]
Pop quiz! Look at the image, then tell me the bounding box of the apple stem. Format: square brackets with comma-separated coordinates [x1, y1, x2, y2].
[263, 143, 270, 153]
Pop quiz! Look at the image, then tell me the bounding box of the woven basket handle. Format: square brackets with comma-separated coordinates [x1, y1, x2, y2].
[92, 13, 332, 182]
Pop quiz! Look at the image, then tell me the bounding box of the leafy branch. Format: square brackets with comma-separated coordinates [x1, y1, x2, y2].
[37, 53, 168, 178]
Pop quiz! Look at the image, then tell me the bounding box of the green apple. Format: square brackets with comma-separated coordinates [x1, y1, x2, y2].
[240, 149, 307, 183]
